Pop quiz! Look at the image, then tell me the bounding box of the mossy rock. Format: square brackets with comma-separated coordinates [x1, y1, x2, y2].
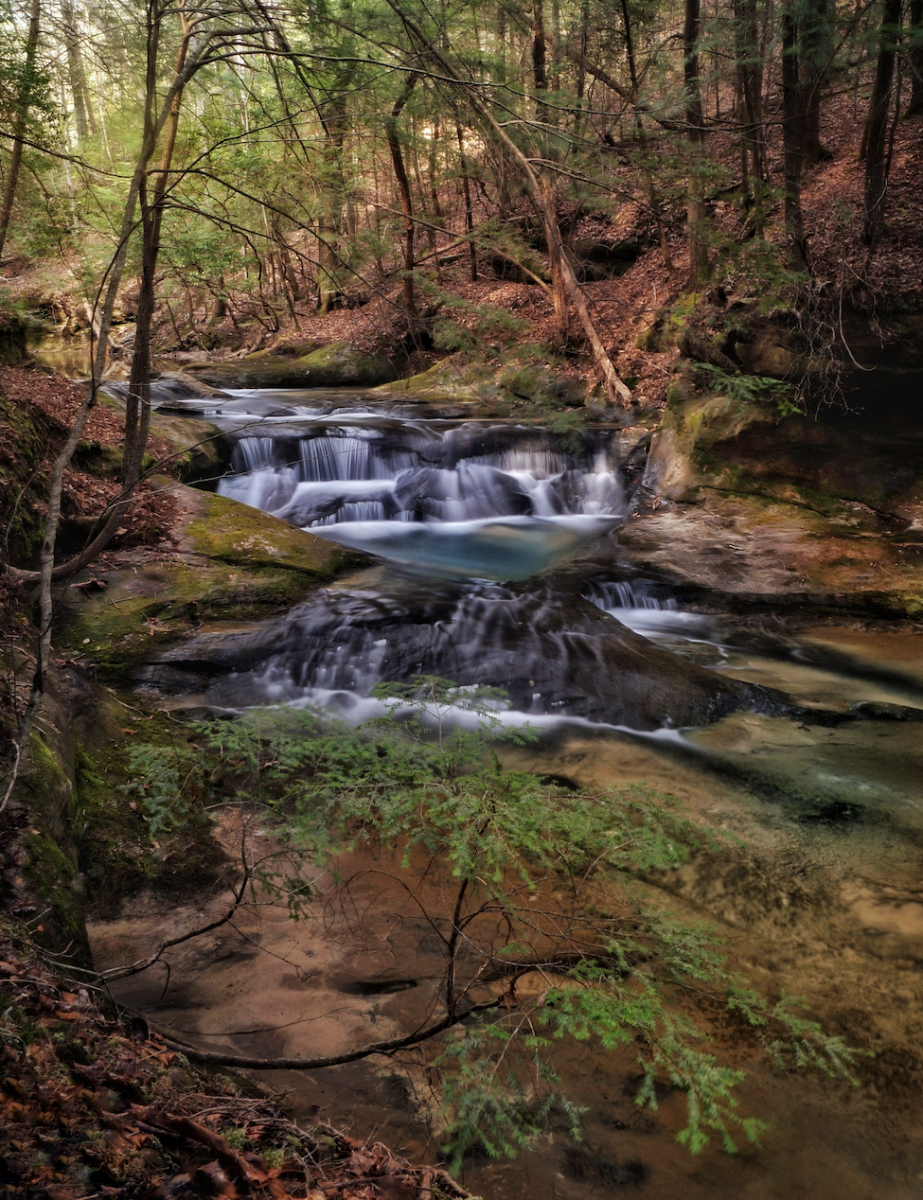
[371, 354, 588, 413]
[181, 488, 361, 573]
[650, 291, 699, 353]
[22, 829, 92, 962]
[74, 739, 226, 915]
[0, 391, 51, 563]
[19, 732, 75, 836]
[149, 412, 230, 483]
[644, 392, 775, 501]
[187, 340, 398, 389]
[293, 340, 398, 386]
[57, 486, 368, 678]
[371, 361, 482, 403]
[96, 384, 231, 483]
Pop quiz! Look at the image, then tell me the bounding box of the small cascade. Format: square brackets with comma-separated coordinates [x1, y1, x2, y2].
[587, 579, 679, 613]
[584, 578, 709, 638]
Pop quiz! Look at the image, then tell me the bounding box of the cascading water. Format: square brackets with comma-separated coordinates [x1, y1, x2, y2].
[215, 409, 627, 579]
[584, 577, 712, 638]
[140, 392, 796, 732]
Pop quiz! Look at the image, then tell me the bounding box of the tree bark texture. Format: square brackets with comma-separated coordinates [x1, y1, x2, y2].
[801, 0, 833, 162]
[909, 0, 923, 115]
[60, 0, 97, 139]
[863, 0, 902, 244]
[0, 0, 42, 262]
[385, 72, 419, 317]
[455, 118, 478, 281]
[733, 0, 767, 231]
[781, 1, 810, 269]
[315, 95, 349, 315]
[532, 0, 551, 125]
[684, 0, 710, 288]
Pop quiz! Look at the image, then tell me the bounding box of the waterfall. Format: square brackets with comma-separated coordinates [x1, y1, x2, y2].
[218, 422, 627, 535]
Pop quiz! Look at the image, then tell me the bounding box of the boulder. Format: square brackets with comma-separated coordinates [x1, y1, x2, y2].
[187, 341, 398, 389]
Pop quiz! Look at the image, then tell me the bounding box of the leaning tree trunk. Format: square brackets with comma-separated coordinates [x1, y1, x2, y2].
[383, 0, 631, 405]
[0, 0, 41, 262]
[863, 0, 902, 244]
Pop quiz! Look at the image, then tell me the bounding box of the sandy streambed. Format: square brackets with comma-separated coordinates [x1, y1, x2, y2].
[91, 624, 923, 1199]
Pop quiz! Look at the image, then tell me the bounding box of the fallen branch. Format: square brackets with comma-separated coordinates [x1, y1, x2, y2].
[159, 996, 501, 1069]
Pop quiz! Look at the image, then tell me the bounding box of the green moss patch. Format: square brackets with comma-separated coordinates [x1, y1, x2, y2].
[0, 392, 52, 563]
[182, 489, 357, 575]
[186, 340, 397, 389]
[57, 488, 367, 679]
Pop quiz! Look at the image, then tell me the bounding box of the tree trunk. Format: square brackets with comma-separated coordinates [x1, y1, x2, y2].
[456, 118, 477, 281]
[908, 0, 923, 115]
[733, 0, 767, 233]
[802, 0, 832, 162]
[684, 0, 710, 288]
[532, 0, 551, 125]
[863, 0, 902, 244]
[60, 0, 97, 140]
[121, 13, 193, 487]
[575, 0, 588, 125]
[385, 72, 419, 317]
[316, 98, 348, 315]
[781, 1, 810, 270]
[0, 0, 41, 262]
[620, 0, 643, 135]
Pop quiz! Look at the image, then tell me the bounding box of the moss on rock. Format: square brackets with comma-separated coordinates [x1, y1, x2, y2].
[56, 485, 367, 679]
[371, 352, 587, 414]
[74, 739, 226, 916]
[0, 391, 53, 563]
[0, 310, 28, 365]
[148, 412, 229, 483]
[186, 340, 397, 389]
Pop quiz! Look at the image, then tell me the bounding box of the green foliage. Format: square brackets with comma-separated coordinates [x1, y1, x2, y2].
[437, 1024, 585, 1171]
[123, 743, 203, 838]
[427, 285, 530, 353]
[692, 362, 804, 416]
[122, 679, 860, 1173]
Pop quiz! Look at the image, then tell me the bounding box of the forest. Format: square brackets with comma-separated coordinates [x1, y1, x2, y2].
[0, 0, 920, 403]
[2, 0, 923, 1198]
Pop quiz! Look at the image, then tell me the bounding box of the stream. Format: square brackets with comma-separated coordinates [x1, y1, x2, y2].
[93, 387, 923, 1198]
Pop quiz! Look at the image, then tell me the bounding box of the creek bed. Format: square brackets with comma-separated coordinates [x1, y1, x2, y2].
[91, 388, 923, 1199]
